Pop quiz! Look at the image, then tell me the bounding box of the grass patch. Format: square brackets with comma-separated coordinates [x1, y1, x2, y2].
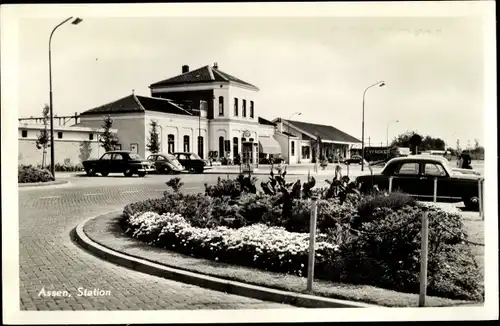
[84, 212, 482, 308]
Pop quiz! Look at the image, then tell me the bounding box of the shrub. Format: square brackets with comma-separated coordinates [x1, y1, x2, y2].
[356, 191, 416, 222]
[205, 176, 242, 199]
[125, 211, 340, 277]
[18, 165, 54, 183]
[53, 162, 84, 172]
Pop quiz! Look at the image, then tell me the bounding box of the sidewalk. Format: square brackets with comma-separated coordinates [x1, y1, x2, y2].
[205, 163, 378, 176]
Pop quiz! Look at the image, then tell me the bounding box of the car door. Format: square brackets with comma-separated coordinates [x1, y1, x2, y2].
[111, 153, 125, 172]
[418, 162, 451, 202]
[147, 155, 159, 170]
[98, 153, 113, 172]
[176, 154, 188, 168]
[391, 161, 421, 197]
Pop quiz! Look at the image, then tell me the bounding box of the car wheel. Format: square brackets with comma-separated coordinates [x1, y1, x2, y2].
[158, 165, 167, 174]
[195, 167, 204, 174]
[188, 167, 196, 173]
[101, 171, 109, 177]
[124, 169, 134, 177]
[138, 172, 146, 177]
[463, 196, 480, 211]
[86, 168, 96, 176]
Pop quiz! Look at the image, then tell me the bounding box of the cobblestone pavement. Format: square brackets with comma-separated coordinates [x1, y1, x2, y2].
[18, 174, 296, 310]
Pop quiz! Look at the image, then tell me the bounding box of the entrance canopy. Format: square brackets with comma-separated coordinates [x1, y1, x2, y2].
[259, 136, 282, 154]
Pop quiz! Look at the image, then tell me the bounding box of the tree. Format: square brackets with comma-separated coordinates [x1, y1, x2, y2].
[99, 115, 120, 152]
[391, 130, 445, 152]
[79, 141, 92, 162]
[35, 104, 51, 167]
[311, 134, 323, 163]
[147, 120, 160, 154]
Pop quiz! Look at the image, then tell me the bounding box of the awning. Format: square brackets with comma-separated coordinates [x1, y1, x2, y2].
[259, 136, 282, 154]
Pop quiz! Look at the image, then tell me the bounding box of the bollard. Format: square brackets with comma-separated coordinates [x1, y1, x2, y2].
[346, 163, 349, 177]
[388, 176, 393, 193]
[433, 177, 438, 203]
[307, 196, 319, 291]
[307, 169, 310, 182]
[419, 212, 429, 307]
[478, 178, 484, 220]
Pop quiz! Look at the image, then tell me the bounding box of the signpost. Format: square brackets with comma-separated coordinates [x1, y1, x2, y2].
[307, 196, 319, 291]
[433, 177, 438, 202]
[419, 212, 429, 307]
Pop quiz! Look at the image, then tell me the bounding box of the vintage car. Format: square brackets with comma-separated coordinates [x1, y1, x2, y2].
[147, 153, 184, 174]
[343, 155, 368, 165]
[82, 151, 155, 177]
[355, 155, 483, 210]
[173, 152, 208, 173]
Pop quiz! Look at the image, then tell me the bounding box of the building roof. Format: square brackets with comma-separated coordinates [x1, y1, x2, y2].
[258, 117, 276, 126]
[80, 94, 193, 117]
[149, 65, 259, 91]
[284, 119, 361, 143]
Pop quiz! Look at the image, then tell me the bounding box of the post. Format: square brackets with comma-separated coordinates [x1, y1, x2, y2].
[478, 178, 484, 220]
[433, 177, 438, 203]
[419, 212, 429, 307]
[307, 196, 319, 291]
[388, 176, 393, 193]
[346, 163, 349, 177]
[361, 95, 365, 172]
[307, 169, 310, 182]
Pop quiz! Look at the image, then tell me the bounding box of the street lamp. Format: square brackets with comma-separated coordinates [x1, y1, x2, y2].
[49, 16, 83, 178]
[287, 112, 301, 164]
[386, 119, 399, 157]
[361, 81, 385, 171]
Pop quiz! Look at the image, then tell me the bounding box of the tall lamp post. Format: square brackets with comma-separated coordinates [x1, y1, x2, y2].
[361, 81, 385, 171]
[49, 16, 83, 177]
[386, 119, 399, 158]
[286, 112, 301, 164]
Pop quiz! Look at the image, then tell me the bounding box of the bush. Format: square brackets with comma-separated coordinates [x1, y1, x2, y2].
[18, 165, 54, 183]
[342, 204, 483, 301]
[356, 191, 416, 222]
[53, 162, 84, 172]
[125, 211, 340, 277]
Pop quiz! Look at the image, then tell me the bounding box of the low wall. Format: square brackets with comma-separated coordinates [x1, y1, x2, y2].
[18, 139, 101, 166]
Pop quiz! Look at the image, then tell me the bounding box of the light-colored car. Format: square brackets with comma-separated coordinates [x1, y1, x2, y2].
[147, 153, 184, 174]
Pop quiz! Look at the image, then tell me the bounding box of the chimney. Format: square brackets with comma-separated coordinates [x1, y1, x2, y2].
[277, 118, 283, 133]
[213, 62, 218, 69]
[182, 65, 189, 73]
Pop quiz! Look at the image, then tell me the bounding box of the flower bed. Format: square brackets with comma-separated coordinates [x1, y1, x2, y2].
[121, 174, 484, 302]
[126, 212, 340, 277]
[18, 165, 54, 183]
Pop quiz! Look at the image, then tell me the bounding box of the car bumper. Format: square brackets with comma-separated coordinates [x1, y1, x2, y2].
[138, 167, 155, 172]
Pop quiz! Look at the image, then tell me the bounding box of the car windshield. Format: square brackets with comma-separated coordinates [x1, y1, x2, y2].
[190, 153, 201, 160]
[129, 154, 143, 160]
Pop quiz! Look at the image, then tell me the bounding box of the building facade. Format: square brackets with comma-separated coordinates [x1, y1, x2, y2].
[18, 63, 361, 166]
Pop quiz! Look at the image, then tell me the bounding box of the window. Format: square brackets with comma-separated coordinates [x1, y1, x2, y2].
[183, 135, 190, 152]
[112, 153, 124, 160]
[291, 141, 295, 156]
[57, 132, 63, 139]
[396, 162, 419, 175]
[100, 153, 112, 160]
[250, 101, 254, 118]
[21, 130, 27, 138]
[424, 163, 446, 176]
[242, 99, 247, 117]
[219, 136, 224, 158]
[168, 134, 175, 153]
[234, 98, 239, 116]
[218, 96, 224, 116]
[147, 155, 156, 161]
[233, 137, 238, 156]
[114, 144, 122, 150]
[89, 133, 94, 141]
[197, 136, 204, 158]
[302, 146, 310, 159]
[224, 140, 231, 152]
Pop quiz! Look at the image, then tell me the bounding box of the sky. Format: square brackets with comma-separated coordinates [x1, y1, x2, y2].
[14, 7, 490, 149]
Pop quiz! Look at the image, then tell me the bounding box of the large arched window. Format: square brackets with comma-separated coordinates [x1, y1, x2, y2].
[219, 136, 224, 158]
[183, 135, 190, 152]
[233, 137, 239, 156]
[168, 134, 175, 153]
[218, 96, 224, 116]
[197, 136, 204, 158]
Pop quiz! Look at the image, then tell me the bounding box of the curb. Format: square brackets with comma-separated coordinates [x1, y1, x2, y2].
[74, 213, 377, 309]
[18, 179, 69, 188]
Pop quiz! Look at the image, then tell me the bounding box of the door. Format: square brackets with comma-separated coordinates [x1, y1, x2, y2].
[418, 162, 450, 202]
[111, 153, 126, 172]
[176, 153, 190, 169]
[391, 161, 421, 197]
[98, 153, 113, 172]
[242, 143, 253, 164]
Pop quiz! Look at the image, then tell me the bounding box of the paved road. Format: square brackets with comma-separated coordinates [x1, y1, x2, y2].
[18, 174, 302, 311]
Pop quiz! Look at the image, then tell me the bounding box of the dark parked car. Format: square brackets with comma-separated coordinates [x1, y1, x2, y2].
[147, 153, 184, 174]
[355, 155, 483, 210]
[173, 152, 208, 173]
[82, 151, 155, 177]
[343, 155, 368, 165]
